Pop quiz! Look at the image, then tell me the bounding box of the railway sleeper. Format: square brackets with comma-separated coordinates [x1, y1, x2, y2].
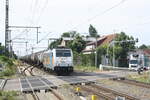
[45, 89, 51, 93]
[51, 86, 58, 89]
[71, 81, 95, 86]
[22, 89, 40, 94]
[110, 77, 125, 80]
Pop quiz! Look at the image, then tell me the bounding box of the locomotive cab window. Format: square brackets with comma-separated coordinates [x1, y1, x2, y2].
[50, 53, 53, 57]
[56, 50, 71, 57]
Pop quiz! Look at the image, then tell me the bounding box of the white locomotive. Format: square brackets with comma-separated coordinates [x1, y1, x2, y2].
[21, 47, 73, 75]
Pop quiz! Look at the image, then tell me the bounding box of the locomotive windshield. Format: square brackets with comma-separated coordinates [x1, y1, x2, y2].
[129, 60, 138, 64]
[56, 50, 71, 57]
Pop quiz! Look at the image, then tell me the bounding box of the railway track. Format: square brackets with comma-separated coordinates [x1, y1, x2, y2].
[78, 84, 139, 100]
[20, 63, 64, 100]
[111, 77, 150, 88]
[20, 65, 40, 100]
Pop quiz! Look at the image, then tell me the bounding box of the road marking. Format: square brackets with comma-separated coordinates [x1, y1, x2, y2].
[0, 80, 5, 90]
[19, 78, 22, 92]
[80, 96, 87, 100]
[17, 67, 21, 73]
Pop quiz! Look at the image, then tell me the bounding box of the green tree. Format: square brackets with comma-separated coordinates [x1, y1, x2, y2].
[48, 31, 86, 53]
[48, 38, 62, 49]
[89, 24, 98, 37]
[0, 43, 16, 58]
[68, 34, 86, 53]
[97, 45, 107, 66]
[139, 44, 148, 49]
[61, 31, 77, 38]
[0, 43, 5, 55]
[61, 32, 70, 37]
[113, 32, 136, 67]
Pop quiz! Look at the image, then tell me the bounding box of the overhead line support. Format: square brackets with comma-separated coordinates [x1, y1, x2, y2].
[9, 26, 41, 44]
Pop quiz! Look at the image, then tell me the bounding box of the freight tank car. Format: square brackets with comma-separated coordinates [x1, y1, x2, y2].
[21, 47, 73, 75]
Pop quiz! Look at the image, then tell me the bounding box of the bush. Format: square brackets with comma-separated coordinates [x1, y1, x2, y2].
[0, 56, 16, 78]
[73, 52, 95, 67]
[0, 56, 14, 67]
[75, 65, 98, 72]
[0, 69, 15, 76]
[0, 91, 18, 100]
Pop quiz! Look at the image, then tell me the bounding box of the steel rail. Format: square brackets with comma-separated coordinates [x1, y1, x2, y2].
[38, 78, 64, 100]
[21, 63, 40, 100]
[24, 64, 63, 100]
[111, 77, 150, 88]
[79, 85, 115, 100]
[22, 65, 32, 72]
[25, 77, 40, 100]
[90, 84, 140, 100]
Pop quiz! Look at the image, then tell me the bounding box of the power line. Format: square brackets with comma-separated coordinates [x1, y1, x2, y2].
[29, 0, 34, 12]
[35, 0, 49, 24]
[11, 29, 29, 40]
[38, 32, 51, 43]
[28, 0, 34, 25]
[9, 26, 41, 44]
[28, 0, 40, 25]
[72, 0, 127, 30]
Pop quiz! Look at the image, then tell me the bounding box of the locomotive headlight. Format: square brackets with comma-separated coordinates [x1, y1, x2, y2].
[56, 63, 60, 66]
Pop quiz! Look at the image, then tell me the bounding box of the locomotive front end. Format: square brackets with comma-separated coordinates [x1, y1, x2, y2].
[54, 49, 73, 74]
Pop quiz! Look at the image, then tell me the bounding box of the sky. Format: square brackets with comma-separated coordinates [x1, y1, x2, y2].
[0, 0, 150, 56]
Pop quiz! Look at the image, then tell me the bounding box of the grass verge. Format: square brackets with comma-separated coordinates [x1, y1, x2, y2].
[0, 91, 19, 100]
[74, 65, 98, 72]
[0, 56, 17, 78]
[127, 71, 150, 83]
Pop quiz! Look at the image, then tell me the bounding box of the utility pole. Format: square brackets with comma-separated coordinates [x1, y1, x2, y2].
[113, 41, 115, 67]
[8, 30, 11, 52]
[95, 37, 97, 67]
[37, 28, 39, 44]
[31, 47, 34, 54]
[25, 42, 28, 55]
[112, 30, 116, 67]
[5, 0, 9, 52]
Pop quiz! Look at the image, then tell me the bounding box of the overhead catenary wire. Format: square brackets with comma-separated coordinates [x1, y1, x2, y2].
[29, 0, 40, 25]
[28, 0, 34, 25]
[72, 0, 127, 30]
[38, 32, 51, 43]
[29, 0, 49, 25]
[35, 0, 49, 25]
[11, 29, 29, 40]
